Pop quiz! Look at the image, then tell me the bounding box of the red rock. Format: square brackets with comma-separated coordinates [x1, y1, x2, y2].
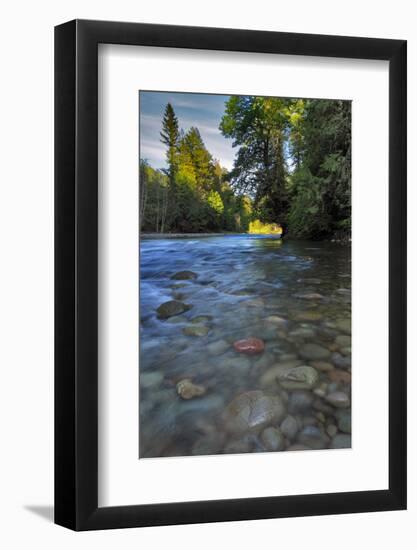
[233, 337, 265, 355]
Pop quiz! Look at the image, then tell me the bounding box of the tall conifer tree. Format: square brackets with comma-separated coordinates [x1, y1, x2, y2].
[160, 103, 179, 192]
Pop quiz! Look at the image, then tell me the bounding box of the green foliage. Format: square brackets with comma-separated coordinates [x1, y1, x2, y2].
[220, 96, 289, 218]
[287, 167, 330, 238]
[141, 103, 254, 233]
[288, 100, 351, 238]
[141, 97, 351, 239]
[248, 220, 283, 235]
[207, 190, 224, 214]
[139, 160, 170, 233]
[178, 127, 215, 192]
[221, 95, 351, 239]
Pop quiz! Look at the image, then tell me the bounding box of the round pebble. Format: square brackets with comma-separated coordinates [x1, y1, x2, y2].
[261, 427, 285, 451]
[325, 391, 350, 408]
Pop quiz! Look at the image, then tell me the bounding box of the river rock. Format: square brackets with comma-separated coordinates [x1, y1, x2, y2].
[293, 311, 323, 322]
[191, 315, 213, 324]
[264, 315, 288, 326]
[279, 353, 299, 361]
[280, 415, 299, 440]
[313, 387, 326, 398]
[156, 300, 191, 319]
[310, 360, 334, 372]
[259, 360, 303, 387]
[328, 369, 351, 384]
[335, 334, 351, 348]
[336, 410, 351, 433]
[288, 390, 314, 414]
[180, 393, 225, 413]
[299, 343, 331, 361]
[176, 378, 206, 400]
[223, 390, 286, 435]
[262, 326, 282, 341]
[165, 316, 184, 325]
[261, 427, 285, 451]
[326, 424, 338, 438]
[277, 365, 319, 390]
[325, 391, 350, 408]
[336, 319, 351, 334]
[233, 337, 265, 355]
[312, 398, 334, 415]
[252, 352, 275, 370]
[297, 425, 329, 449]
[330, 433, 351, 449]
[289, 327, 316, 339]
[183, 324, 210, 337]
[331, 352, 351, 370]
[221, 355, 251, 371]
[140, 371, 164, 389]
[303, 416, 318, 427]
[206, 339, 229, 356]
[171, 270, 198, 280]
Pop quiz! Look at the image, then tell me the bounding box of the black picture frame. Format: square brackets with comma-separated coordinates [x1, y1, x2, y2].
[55, 19, 407, 531]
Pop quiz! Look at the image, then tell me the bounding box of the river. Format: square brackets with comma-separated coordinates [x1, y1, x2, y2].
[139, 235, 351, 458]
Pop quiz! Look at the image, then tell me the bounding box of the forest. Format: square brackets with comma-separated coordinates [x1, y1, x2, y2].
[139, 96, 351, 239]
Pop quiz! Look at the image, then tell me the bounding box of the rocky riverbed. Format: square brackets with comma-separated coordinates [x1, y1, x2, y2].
[139, 235, 351, 458]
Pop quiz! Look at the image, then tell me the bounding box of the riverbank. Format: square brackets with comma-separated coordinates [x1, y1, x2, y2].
[141, 232, 285, 240]
[141, 232, 349, 242]
[140, 232, 243, 239]
[140, 233, 237, 239]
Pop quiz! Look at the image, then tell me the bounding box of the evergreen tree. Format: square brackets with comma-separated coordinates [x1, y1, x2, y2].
[160, 103, 179, 192]
[178, 127, 214, 192]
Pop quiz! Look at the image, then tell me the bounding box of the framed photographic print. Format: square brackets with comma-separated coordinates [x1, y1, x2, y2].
[55, 20, 407, 530]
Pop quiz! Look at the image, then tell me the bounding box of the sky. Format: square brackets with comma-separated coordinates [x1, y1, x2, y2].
[139, 91, 236, 171]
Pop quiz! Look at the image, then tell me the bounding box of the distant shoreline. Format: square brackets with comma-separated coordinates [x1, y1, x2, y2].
[140, 232, 244, 239]
[139, 232, 351, 243]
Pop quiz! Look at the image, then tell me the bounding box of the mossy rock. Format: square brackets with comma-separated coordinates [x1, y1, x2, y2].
[171, 270, 198, 280]
[156, 300, 191, 319]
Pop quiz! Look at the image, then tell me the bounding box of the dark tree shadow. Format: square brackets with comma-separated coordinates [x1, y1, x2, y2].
[24, 505, 54, 523]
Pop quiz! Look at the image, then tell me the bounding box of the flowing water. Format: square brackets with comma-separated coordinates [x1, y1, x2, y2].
[139, 235, 351, 458]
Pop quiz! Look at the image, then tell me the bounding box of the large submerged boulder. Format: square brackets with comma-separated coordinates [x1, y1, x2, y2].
[222, 390, 286, 435]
